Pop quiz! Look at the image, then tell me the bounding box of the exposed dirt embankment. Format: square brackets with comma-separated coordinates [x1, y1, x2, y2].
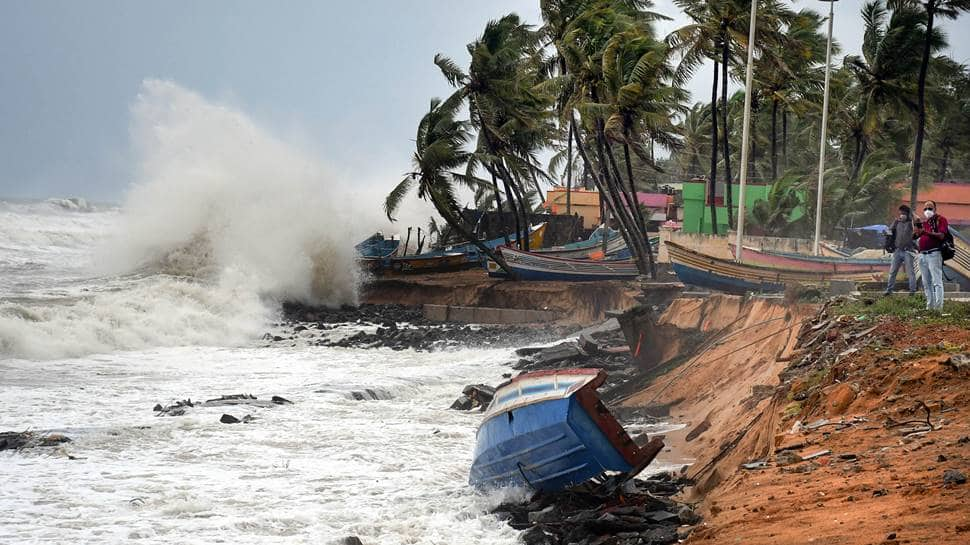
[617, 296, 809, 473]
[619, 295, 970, 544]
[361, 270, 674, 324]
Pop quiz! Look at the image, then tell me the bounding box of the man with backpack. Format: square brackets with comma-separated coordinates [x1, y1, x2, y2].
[913, 200, 950, 310]
[884, 205, 917, 295]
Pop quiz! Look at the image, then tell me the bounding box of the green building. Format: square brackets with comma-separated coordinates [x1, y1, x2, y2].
[681, 180, 805, 234]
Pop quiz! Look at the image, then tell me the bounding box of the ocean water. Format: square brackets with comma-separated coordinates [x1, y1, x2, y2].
[0, 198, 528, 545]
[0, 81, 528, 544]
[1, 81, 677, 545]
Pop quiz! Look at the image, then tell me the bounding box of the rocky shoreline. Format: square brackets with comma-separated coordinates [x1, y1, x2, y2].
[274, 302, 574, 351]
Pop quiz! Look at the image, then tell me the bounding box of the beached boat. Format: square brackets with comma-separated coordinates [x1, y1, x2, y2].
[469, 369, 663, 492]
[389, 252, 469, 274]
[449, 222, 547, 266]
[667, 241, 882, 294]
[532, 229, 626, 260]
[729, 244, 890, 274]
[487, 246, 639, 281]
[385, 223, 548, 274]
[355, 234, 400, 273]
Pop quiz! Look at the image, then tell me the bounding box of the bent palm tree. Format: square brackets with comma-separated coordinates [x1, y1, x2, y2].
[384, 96, 509, 272]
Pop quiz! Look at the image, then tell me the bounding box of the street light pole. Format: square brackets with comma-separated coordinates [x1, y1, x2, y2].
[813, 0, 838, 255]
[734, 0, 759, 262]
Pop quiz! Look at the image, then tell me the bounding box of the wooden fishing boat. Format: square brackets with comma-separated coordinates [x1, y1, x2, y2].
[667, 241, 883, 294]
[729, 243, 890, 274]
[532, 229, 625, 259]
[388, 252, 469, 274]
[469, 369, 663, 492]
[487, 246, 639, 281]
[449, 223, 547, 266]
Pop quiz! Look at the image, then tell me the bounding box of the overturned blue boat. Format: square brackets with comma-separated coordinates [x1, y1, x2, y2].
[469, 369, 663, 492]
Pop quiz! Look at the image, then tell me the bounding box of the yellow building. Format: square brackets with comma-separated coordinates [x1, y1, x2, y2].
[543, 187, 602, 229]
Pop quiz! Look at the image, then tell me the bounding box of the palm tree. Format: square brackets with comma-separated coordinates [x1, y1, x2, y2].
[670, 0, 793, 230]
[556, 1, 664, 275]
[384, 96, 508, 272]
[671, 102, 711, 177]
[842, 1, 932, 180]
[891, 0, 970, 209]
[436, 14, 554, 251]
[754, 9, 828, 182]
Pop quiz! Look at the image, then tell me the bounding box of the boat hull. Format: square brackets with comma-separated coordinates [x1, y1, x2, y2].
[667, 241, 881, 294]
[469, 369, 659, 492]
[731, 244, 889, 273]
[488, 247, 639, 281]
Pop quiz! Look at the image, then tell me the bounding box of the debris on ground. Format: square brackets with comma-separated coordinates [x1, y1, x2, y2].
[492, 472, 696, 545]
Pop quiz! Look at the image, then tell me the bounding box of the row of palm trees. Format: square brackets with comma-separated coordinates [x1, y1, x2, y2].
[385, 0, 969, 275]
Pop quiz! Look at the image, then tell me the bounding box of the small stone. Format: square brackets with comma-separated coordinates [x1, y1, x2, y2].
[937, 454, 947, 462]
[220, 414, 240, 424]
[943, 469, 966, 486]
[678, 505, 702, 525]
[152, 404, 163, 412]
[341, 538, 364, 545]
[271, 395, 293, 405]
[886, 532, 896, 541]
[449, 395, 474, 411]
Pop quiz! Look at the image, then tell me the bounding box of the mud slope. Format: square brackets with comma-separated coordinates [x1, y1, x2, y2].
[620, 295, 810, 477]
[621, 295, 970, 544]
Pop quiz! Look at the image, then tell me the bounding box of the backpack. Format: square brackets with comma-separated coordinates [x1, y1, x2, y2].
[930, 217, 956, 261]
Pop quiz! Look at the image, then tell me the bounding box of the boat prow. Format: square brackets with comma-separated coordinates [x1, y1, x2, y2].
[469, 369, 662, 492]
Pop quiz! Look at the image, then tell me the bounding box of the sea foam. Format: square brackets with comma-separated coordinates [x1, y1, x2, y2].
[0, 80, 397, 359]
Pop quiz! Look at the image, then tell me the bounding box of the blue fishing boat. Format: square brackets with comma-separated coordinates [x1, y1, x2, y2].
[469, 369, 663, 492]
[487, 246, 640, 281]
[355, 233, 400, 258]
[355, 233, 400, 273]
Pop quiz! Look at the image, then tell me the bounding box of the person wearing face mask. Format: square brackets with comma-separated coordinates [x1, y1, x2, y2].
[884, 205, 917, 295]
[913, 200, 949, 310]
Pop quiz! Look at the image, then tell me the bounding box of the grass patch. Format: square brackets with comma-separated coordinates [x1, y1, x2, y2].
[831, 295, 970, 326]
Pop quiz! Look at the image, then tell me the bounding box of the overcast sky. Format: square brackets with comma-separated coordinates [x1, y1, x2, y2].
[1, 0, 968, 202]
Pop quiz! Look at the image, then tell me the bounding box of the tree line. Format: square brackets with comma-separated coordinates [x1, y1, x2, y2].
[385, 0, 970, 275]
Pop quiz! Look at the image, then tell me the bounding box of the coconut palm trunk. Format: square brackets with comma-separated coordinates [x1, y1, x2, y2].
[571, 114, 650, 275]
[566, 119, 574, 216]
[622, 140, 657, 278]
[771, 99, 778, 182]
[909, 1, 936, 210]
[709, 59, 720, 235]
[720, 36, 734, 228]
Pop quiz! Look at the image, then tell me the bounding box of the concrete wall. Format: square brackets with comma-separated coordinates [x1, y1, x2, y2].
[423, 304, 559, 324]
[657, 228, 821, 263]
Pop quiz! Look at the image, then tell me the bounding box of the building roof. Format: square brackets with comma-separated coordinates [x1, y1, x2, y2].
[906, 182, 970, 226]
[636, 192, 672, 208]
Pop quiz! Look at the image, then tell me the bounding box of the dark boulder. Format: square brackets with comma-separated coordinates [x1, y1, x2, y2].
[449, 395, 474, 411]
[220, 414, 240, 424]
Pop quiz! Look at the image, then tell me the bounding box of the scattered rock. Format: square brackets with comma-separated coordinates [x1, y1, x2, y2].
[943, 353, 970, 371]
[153, 399, 194, 416]
[220, 414, 240, 424]
[776, 451, 803, 466]
[491, 473, 693, 544]
[271, 395, 293, 405]
[341, 537, 364, 545]
[0, 431, 72, 451]
[449, 395, 474, 411]
[943, 469, 966, 486]
[886, 532, 897, 541]
[349, 389, 393, 401]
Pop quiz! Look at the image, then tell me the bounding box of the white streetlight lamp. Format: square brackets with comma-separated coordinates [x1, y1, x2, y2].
[734, 0, 759, 261]
[813, 0, 838, 255]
